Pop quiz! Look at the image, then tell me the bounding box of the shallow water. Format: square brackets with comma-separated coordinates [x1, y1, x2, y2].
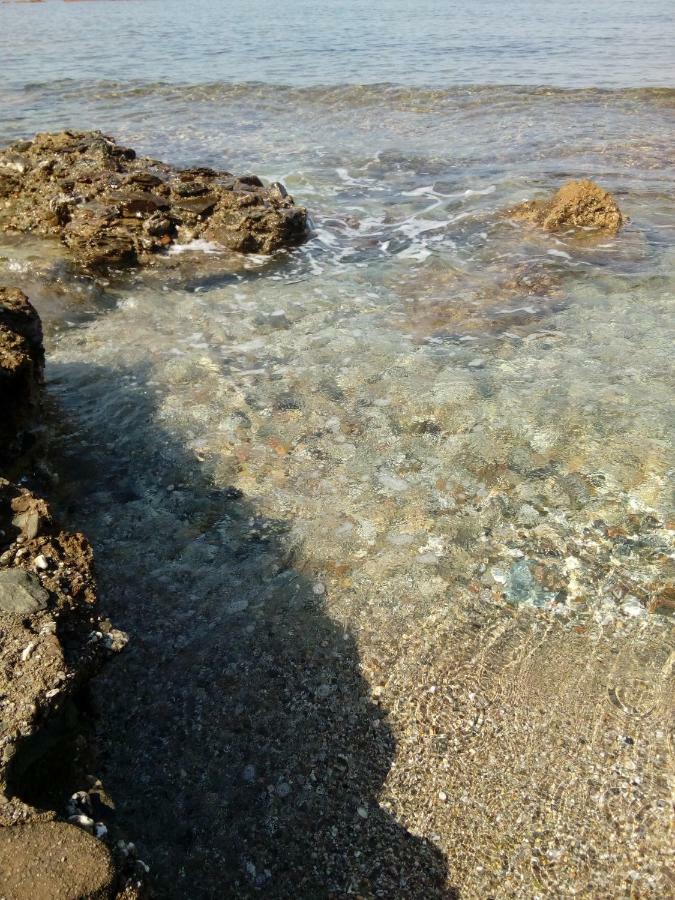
[1, 2, 674, 897]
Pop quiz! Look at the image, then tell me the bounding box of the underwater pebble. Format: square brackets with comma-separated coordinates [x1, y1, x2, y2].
[467, 358, 485, 369]
[621, 598, 645, 618]
[34, 554, 49, 570]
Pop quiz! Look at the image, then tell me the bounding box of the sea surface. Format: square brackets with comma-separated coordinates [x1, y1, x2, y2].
[1, 1, 674, 897]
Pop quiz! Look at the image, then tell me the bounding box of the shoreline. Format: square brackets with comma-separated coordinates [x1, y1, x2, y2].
[0, 130, 673, 897]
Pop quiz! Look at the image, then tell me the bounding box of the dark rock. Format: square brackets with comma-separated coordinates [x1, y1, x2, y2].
[0, 131, 309, 270]
[0, 288, 44, 472]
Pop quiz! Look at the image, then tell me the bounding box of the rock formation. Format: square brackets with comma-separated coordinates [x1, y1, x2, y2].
[0, 131, 309, 270]
[509, 179, 624, 233]
[0, 288, 141, 897]
[0, 287, 44, 474]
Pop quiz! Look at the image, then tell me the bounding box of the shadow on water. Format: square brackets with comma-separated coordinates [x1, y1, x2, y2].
[48, 360, 455, 898]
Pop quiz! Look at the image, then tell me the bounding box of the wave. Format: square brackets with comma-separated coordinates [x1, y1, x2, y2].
[16, 78, 675, 111]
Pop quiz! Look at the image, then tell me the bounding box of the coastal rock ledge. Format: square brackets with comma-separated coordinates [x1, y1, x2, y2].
[0, 287, 140, 898]
[0, 130, 309, 269]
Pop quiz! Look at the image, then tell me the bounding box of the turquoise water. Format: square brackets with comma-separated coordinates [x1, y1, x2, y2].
[1, 2, 674, 898]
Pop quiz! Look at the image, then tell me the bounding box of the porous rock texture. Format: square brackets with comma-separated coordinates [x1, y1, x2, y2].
[509, 179, 624, 233]
[0, 287, 140, 898]
[0, 130, 309, 269]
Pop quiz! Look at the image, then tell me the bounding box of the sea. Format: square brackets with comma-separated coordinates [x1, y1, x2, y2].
[1, 1, 674, 897]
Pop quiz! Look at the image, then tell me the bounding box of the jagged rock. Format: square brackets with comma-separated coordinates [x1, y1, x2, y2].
[0, 130, 309, 270]
[0, 287, 44, 471]
[509, 179, 624, 233]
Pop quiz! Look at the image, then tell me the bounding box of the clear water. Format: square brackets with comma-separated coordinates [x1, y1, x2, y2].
[2, 0, 675, 88]
[1, 2, 674, 897]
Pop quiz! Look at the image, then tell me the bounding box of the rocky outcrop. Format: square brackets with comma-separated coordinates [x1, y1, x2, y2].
[0, 130, 309, 270]
[509, 179, 624, 233]
[0, 287, 44, 473]
[0, 289, 140, 897]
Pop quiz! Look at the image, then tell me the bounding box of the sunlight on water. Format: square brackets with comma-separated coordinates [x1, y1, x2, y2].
[0, 3, 673, 894]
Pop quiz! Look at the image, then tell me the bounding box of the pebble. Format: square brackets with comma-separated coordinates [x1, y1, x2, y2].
[242, 764, 256, 783]
[621, 597, 645, 618]
[467, 358, 486, 369]
[0, 569, 49, 616]
[34, 554, 49, 570]
[20, 642, 36, 662]
[357, 806, 368, 819]
[438, 791, 448, 802]
[68, 814, 94, 834]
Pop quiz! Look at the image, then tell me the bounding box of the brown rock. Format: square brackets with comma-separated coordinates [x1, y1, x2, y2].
[509, 179, 624, 233]
[0, 130, 309, 270]
[0, 821, 117, 899]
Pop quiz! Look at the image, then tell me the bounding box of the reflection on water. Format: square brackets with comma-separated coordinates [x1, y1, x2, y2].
[0, 66, 673, 900]
[1, 0, 674, 88]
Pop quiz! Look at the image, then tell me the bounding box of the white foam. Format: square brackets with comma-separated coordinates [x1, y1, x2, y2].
[167, 239, 221, 255]
[463, 185, 496, 197]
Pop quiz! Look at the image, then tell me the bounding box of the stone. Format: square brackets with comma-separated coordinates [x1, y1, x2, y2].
[0, 131, 309, 270]
[0, 288, 44, 470]
[0, 568, 49, 616]
[509, 179, 624, 233]
[0, 821, 117, 899]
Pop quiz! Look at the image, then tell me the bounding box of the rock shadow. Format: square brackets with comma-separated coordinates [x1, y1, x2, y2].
[47, 361, 454, 898]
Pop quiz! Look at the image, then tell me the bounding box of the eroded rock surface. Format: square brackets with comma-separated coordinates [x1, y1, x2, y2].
[0, 287, 139, 897]
[509, 179, 624, 233]
[0, 131, 308, 269]
[0, 479, 128, 819]
[0, 287, 44, 471]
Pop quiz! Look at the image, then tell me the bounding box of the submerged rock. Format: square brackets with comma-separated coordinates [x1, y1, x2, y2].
[0, 130, 309, 270]
[509, 179, 624, 233]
